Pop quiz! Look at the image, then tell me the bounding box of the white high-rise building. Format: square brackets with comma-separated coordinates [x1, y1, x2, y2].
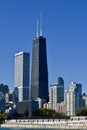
[49, 83, 58, 111]
[49, 77, 64, 111]
[14, 52, 30, 102]
[65, 82, 83, 116]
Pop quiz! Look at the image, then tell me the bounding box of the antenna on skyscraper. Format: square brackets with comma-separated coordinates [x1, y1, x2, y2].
[36, 19, 38, 37]
[40, 12, 42, 36]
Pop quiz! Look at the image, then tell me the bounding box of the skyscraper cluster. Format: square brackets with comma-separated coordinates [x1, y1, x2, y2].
[14, 17, 49, 104]
[0, 17, 87, 117]
[6, 18, 87, 117]
[12, 18, 49, 117]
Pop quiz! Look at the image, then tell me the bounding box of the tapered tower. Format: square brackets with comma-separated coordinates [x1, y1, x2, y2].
[30, 17, 48, 101]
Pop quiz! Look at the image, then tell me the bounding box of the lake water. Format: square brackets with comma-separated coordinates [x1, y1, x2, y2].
[0, 128, 83, 130]
[0, 129, 59, 130]
[0, 128, 58, 130]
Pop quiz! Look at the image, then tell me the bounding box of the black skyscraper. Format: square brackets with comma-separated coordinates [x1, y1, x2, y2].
[31, 35, 48, 101]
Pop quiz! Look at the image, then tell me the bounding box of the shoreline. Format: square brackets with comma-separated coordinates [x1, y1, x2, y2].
[1, 119, 87, 130]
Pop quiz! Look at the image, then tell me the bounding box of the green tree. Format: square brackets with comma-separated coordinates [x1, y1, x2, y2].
[0, 110, 8, 123]
[2, 112, 8, 120]
[32, 108, 65, 118]
[0, 110, 2, 120]
[76, 108, 87, 116]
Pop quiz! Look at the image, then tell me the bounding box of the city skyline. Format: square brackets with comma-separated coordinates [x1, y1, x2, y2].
[0, 0, 87, 93]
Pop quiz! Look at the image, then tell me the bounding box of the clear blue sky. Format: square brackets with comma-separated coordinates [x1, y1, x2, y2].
[0, 0, 87, 93]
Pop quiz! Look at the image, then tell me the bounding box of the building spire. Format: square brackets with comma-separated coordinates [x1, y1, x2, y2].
[40, 12, 42, 36]
[36, 19, 38, 37]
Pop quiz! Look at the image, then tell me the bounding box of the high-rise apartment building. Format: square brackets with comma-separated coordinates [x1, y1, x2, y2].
[49, 77, 64, 111]
[14, 52, 30, 101]
[65, 82, 84, 116]
[31, 22, 48, 101]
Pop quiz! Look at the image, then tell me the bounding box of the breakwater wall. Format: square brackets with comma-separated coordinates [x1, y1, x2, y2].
[1, 119, 87, 129]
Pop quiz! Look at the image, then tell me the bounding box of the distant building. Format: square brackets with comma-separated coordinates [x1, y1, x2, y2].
[0, 84, 9, 95]
[16, 101, 30, 117]
[49, 77, 64, 111]
[14, 52, 30, 101]
[0, 84, 9, 105]
[65, 82, 84, 116]
[35, 98, 46, 108]
[5, 91, 14, 103]
[82, 94, 87, 107]
[13, 87, 18, 104]
[30, 100, 39, 117]
[0, 92, 5, 112]
[43, 103, 49, 109]
[57, 101, 65, 113]
[16, 100, 39, 117]
[58, 77, 64, 102]
[58, 77, 64, 86]
[9, 92, 14, 102]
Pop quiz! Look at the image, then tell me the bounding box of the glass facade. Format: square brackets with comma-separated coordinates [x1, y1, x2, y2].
[14, 52, 30, 101]
[31, 36, 48, 101]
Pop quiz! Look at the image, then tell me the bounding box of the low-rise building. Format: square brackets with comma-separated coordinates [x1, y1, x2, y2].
[16, 100, 39, 117]
[57, 101, 65, 113]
